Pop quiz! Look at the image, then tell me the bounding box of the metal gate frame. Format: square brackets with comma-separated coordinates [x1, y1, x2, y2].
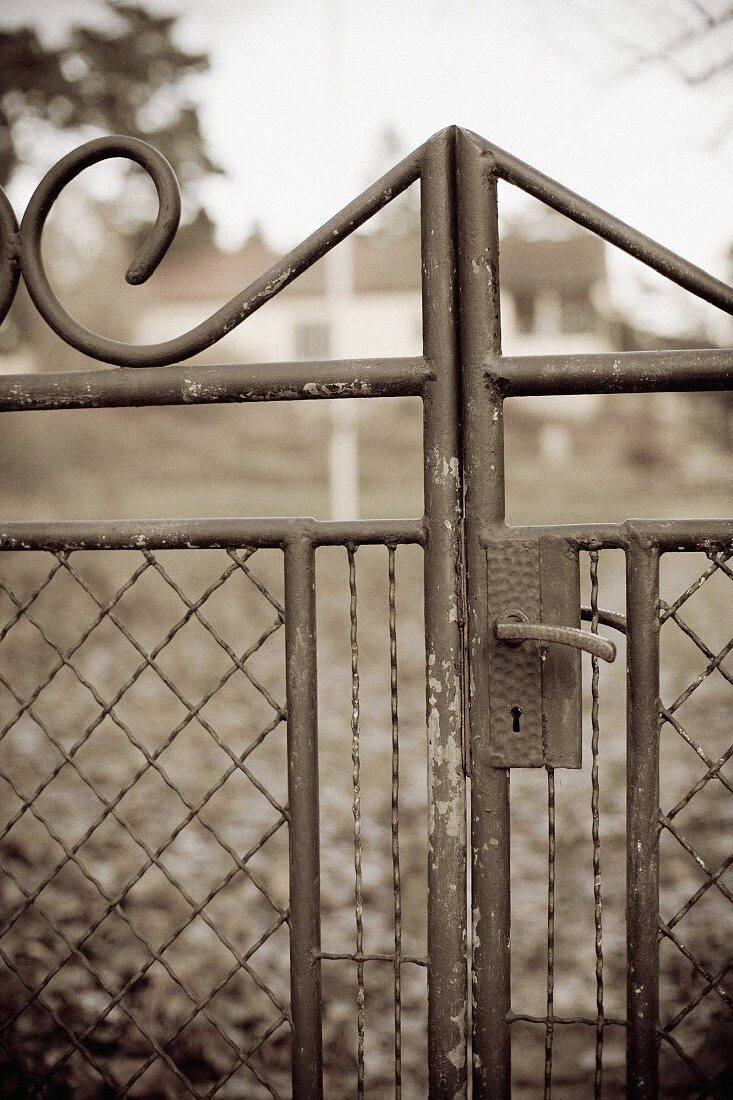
[455, 128, 732, 1099]
[0, 125, 730, 1097]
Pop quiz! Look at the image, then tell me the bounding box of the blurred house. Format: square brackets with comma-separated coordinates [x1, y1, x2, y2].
[134, 209, 621, 465]
[136, 210, 615, 367]
[1, 207, 727, 487]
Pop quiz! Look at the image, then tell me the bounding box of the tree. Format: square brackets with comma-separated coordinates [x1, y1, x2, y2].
[572, 0, 733, 93]
[0, 1, 222, 371]
[0, 2, 220, 234]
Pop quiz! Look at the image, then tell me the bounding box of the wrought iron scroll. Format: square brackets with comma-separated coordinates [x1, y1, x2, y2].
[0, 135, 423, 369]
[3, 129, 733, 374]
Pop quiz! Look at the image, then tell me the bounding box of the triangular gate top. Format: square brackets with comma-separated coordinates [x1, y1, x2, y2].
[1, 125, 732, 371]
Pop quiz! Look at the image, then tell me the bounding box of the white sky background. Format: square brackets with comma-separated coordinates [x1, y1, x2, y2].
[4, 0, 733, 336]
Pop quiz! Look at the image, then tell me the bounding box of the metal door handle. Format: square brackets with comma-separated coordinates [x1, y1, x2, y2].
[495, 616, 616, 663]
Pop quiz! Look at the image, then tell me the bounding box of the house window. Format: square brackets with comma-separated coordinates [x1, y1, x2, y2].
[560, 291, 592, 334]
[294, 321, 330, 360]
[513, 292, 536, 334]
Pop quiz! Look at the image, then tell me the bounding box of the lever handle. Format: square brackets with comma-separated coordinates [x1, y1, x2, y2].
[495, 616, 616, 663]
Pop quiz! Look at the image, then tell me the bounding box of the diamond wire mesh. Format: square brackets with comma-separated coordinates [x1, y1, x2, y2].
[0, 547, 291, 1098]
[658, 550, 733, 1099]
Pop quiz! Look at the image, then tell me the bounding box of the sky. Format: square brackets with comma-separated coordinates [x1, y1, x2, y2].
[3, 0, 733, 336]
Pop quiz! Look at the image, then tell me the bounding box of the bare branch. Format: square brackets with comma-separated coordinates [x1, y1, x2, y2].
[681, 51, 733, 82]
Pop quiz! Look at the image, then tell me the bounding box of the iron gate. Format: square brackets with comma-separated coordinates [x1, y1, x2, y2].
[0, 126, 730, 1097]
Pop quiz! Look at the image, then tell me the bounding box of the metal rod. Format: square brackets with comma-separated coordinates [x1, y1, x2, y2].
[284, 537, 323, 1098]
[581, 606, 628, 635]
[421, 126, 468, 1098]
[388, 546, 403, 1099]
[0, 517, 425, 552]
[0, 357, 431, 413]
[544, 767, 556, 1099]
[347, 545, 366, 1098]
[491, 520, 733, 553]
[470, 131, 733, 316]
[589, 552, 605, 1099]
[456, 127, 511, 1099]
[625, 536, 661, 1099]
[492, 348, 733, 397]
[18, 136, 426, 367]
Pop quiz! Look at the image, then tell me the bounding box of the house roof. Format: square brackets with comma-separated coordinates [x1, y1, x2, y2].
[148, 218, 606, 303]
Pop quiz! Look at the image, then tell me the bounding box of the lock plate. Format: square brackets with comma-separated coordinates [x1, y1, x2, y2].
[485, 537, 582, 768]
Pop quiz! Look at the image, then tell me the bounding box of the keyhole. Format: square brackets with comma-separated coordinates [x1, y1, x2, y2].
[510, 705, 522, 733]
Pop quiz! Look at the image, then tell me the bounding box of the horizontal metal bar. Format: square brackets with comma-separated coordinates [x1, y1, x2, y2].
[491, 348, 733, 397]
[509, 1013, 627, 1028]
[466, 130, 733, 316]
[644, 520, 733, 551]
[0, 357, 431, 412]
[0, 517, 425, 552]
[486, 521, 733, 552]
[318, 951, 428, 967]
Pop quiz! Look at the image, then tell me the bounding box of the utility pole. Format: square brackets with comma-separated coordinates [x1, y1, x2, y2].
[325, 0, 358, 520]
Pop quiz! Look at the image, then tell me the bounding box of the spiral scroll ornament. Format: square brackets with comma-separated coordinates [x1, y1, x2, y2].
[0, 133, 423, 370]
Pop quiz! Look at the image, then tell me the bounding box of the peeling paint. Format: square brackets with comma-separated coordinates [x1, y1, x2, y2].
[183, 378, 202, 401]
[302, 380, 369, 397]
[446, 1006, 467, 1070]
[433, 792, 464, 838]
[442, 456, 460, 484]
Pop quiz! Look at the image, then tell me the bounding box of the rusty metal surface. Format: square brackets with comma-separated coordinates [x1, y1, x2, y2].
[420, 127, 467, 1098]
[0, 357, 431, 412]
[492, 347, 733, 396]
[283, 540, 322, 1096]
[456, 127, 511, 1099]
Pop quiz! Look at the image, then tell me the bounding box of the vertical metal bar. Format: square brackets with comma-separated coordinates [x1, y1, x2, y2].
[388, 546, 403, 1099]
[589, 551, 605, 1097]
[456, 128, 511, 1098]
[544, 767, 556, 1100]
[420, 126, 468, 1098]
[347, 545, 366, 1097]
[626, 535, 660, 1099]
[284, 537, 323, 1098]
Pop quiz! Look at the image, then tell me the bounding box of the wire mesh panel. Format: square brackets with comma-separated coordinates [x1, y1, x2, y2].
[507, 544, 733, 1098]
[0, 547, 291, 1098]
[658, 550, 733, 1099]
[0, 539, 431, 1099]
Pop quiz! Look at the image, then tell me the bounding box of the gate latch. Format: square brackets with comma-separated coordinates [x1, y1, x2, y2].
[485, 537, 615, 768]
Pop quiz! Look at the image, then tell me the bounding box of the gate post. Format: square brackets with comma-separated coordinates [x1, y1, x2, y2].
[421, 127, 468, 1097]
[456, 128, 512, 1098]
